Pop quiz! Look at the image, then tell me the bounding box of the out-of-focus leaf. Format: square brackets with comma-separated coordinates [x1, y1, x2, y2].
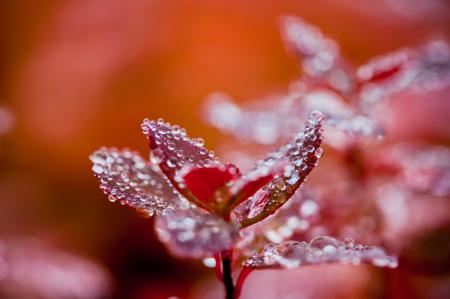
[356, 48, 415, 83]
[90, 147, 186, 217]
[0, 236, 110, 299]
[358, 40, 450, 108]
[281, 16, 340, 76]
[375, 144, 450, 197]
[155, 210, 239, 258]
[202, 91, 303, 145]
[280, 16, 354, 94]
[243, 236, 398, 269]
[257, 189, 320, 244]
[202, 89, 382, 150]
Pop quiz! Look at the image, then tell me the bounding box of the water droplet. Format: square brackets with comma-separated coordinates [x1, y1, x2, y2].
[315, 147, 324, 158]
[92, 165, 104, 174]
[309, 236, 339, 251]
[168, 142, 176, 151]
[167, 158, 177, 168]
[308, 110, 324, 124]
[150, 152, 162, 164]
[300, 199, 318, 217]
[136, 206, 152, 218]
[287, 173, 300, 185]
[305, 145, 315, 153]
[202, 257, 217, 268]
[294, 159, 303, 167]
[196, 138, 205, 147]
[344, 238, 355, 248]
[108, 195, 117, 202]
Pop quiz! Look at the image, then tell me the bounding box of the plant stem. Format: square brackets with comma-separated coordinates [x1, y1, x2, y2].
[214, 253, 223, 281]
[221, 249, 235, 299]
[235, 267, 253, 298]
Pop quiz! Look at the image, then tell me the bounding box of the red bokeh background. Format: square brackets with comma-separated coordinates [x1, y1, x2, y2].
[1, 1, 449, 298]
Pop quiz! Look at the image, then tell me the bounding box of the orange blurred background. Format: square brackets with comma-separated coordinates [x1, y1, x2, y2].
[1, 1, 450, 298]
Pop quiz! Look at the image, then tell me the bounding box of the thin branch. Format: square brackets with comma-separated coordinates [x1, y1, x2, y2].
[221, 249, 235, 299]
[235, 267, 253, 298]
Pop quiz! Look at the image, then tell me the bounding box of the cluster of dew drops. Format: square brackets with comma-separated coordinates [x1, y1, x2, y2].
[243, 236, 398, 270]
[236, 111, 324, 221]
[141, 118, 220, 170]
[90, 147, 180, 217]
[272, 112, 323, 190]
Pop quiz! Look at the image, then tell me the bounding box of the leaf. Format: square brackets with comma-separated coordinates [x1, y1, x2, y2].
[243, 236, 398, 270]
[155, 210, 239, 258]
[89, 147, 185, 217]
[202, 90, 382, 149]
[226, 174, 274, 213]
[358, 40, 450, 107]
[202, 92, 299, 145]
[376, 144, 450, 197]
[356, 48, 415, 83]
[141, 118, 222, 212]
[257, 189, 319, 244]
[281, 16, 340, 76]
[280, 16, 354, 94]
[237, 111, 324, 228]
[183, 165, 240, 203]
[0, 236, 110, 299]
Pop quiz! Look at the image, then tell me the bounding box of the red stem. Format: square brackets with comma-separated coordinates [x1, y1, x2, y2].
[214, 253, 223, 281]
[235, 267, 253, 298]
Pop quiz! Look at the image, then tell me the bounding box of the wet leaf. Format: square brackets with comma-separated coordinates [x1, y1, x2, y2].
[281, 16, 340, 77]
[141, 118, 222, 212]
[202, 89, 382, 149]
[243, 236, 398, 269]
[356, 48, 415, 83]
[280, 16, 354, 94]
[358, 40, 450, 107]
[237, 112, 324, 228]
[183, 165, 240, 203]
[90, 147, 185, 217]
[376, 144, 450, 197]
[155, 210, 239, 258]
[0, 236, 110, 299]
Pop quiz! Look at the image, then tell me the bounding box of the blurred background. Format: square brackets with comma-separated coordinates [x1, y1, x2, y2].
[1, 1, 450, 298]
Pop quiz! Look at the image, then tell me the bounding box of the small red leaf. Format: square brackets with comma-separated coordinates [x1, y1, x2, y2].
[237, 175, 273, 203]
[281, 16, 340, 75]
[356, 49, 414, 83]
[183, 165, 239, 203]
[89, 147, 184, 217]
[238, 111, 324, 228]
[226, 174, 274, 213]
[141, 118, 224, 212]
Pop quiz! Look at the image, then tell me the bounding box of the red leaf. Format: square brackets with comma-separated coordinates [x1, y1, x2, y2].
[89, 147, 184, 217]
[237, 175, 273, 203]
[356, 48, 415, 83]
[238, 111, 324, 228]
[183, 165, 239, 203]
[243, 237, 398, 269]
[141, 118, 225, 212]
[155, 209, 239, 258]
[281, 16, 340, 74]
[226, 174, 274, 213]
